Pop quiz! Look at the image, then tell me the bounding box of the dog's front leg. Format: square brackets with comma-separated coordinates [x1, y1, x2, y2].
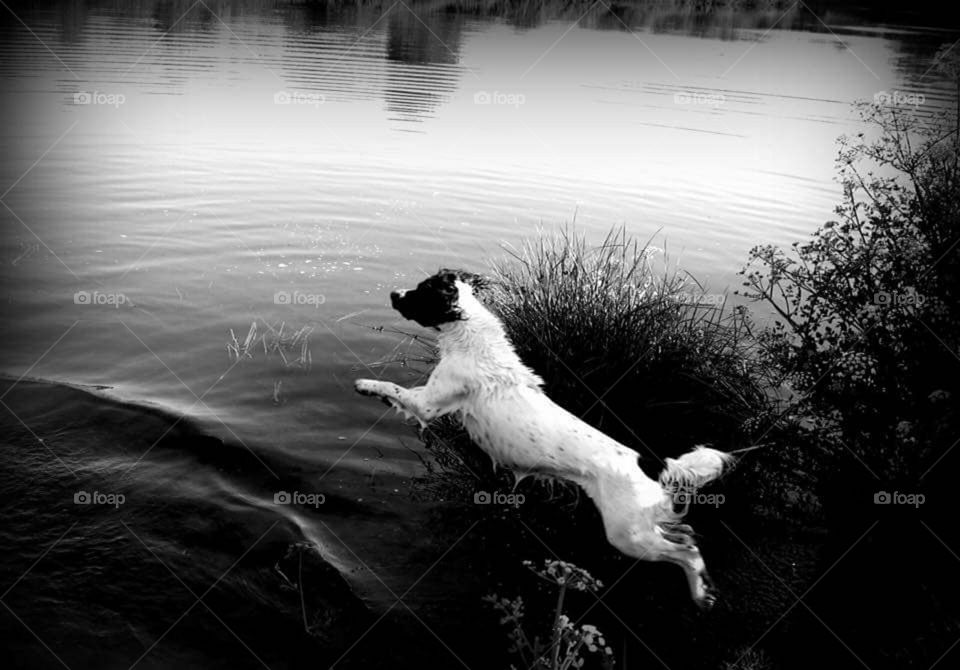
[354, 379, 407, 405]
[354, 378, 463, 427]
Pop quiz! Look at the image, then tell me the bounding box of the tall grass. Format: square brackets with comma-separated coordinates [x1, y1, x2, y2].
[487, 226, 772, 455]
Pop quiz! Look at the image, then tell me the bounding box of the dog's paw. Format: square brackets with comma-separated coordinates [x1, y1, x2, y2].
[354, 379, 382, 397]
[696, 573, 718, 611]
[697, 591, 718, 611]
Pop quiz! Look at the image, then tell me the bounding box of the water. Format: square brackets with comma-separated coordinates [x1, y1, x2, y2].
[1, 1, 957, 667]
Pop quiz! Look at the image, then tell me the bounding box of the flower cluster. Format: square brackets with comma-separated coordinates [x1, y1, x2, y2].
[523, 559, 604, 593]
[487, 559, 614, 669]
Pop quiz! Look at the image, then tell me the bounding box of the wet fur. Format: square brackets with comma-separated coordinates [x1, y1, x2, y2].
[355, 269, 732, 607]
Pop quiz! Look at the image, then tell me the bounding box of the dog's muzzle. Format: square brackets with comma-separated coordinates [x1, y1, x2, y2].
[390, 289, 413, 319]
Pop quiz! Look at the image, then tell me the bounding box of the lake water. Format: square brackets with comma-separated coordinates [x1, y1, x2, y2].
[1, 1, 957, 668]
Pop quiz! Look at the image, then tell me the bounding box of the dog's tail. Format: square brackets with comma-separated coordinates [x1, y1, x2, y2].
[658, 445, 734, 491]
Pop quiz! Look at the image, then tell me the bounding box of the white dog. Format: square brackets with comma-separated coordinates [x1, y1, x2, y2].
[355, 269, 733, 608]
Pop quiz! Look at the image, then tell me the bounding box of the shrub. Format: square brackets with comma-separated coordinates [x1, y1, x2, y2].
[734, 45, 960, 668]
[738, 45, 960, 487]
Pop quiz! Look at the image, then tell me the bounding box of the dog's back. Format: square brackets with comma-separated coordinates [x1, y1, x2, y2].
[460, 383, 661, 492]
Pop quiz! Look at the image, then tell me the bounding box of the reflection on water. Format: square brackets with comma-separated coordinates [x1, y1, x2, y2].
[8, 1, 955, 117]
[43, 0, 946, 42]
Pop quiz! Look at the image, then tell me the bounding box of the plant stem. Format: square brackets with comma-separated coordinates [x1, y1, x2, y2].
[299, 550, 311, 634]
[551, 583, 567, 669]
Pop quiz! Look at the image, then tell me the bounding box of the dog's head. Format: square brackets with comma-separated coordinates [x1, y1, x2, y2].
[390, 268, 489, 329]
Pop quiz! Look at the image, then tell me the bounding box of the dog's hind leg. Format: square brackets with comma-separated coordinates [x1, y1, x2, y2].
[605, 524, 716, 609]
[587, 473, 717, 609]
[658, 541, 716, 609]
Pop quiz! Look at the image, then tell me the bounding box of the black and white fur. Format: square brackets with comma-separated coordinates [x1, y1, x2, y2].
[355, 269, 733, 608]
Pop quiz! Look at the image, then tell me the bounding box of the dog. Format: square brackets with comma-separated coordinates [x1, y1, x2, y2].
[355, 268, 733, 608]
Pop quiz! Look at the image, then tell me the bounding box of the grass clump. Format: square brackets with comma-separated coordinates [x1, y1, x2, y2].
[487, 226, 773, 456]
[227, 320, 314, 370]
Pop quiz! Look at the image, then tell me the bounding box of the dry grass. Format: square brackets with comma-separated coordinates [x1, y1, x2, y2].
[227, 320, 314, 371]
